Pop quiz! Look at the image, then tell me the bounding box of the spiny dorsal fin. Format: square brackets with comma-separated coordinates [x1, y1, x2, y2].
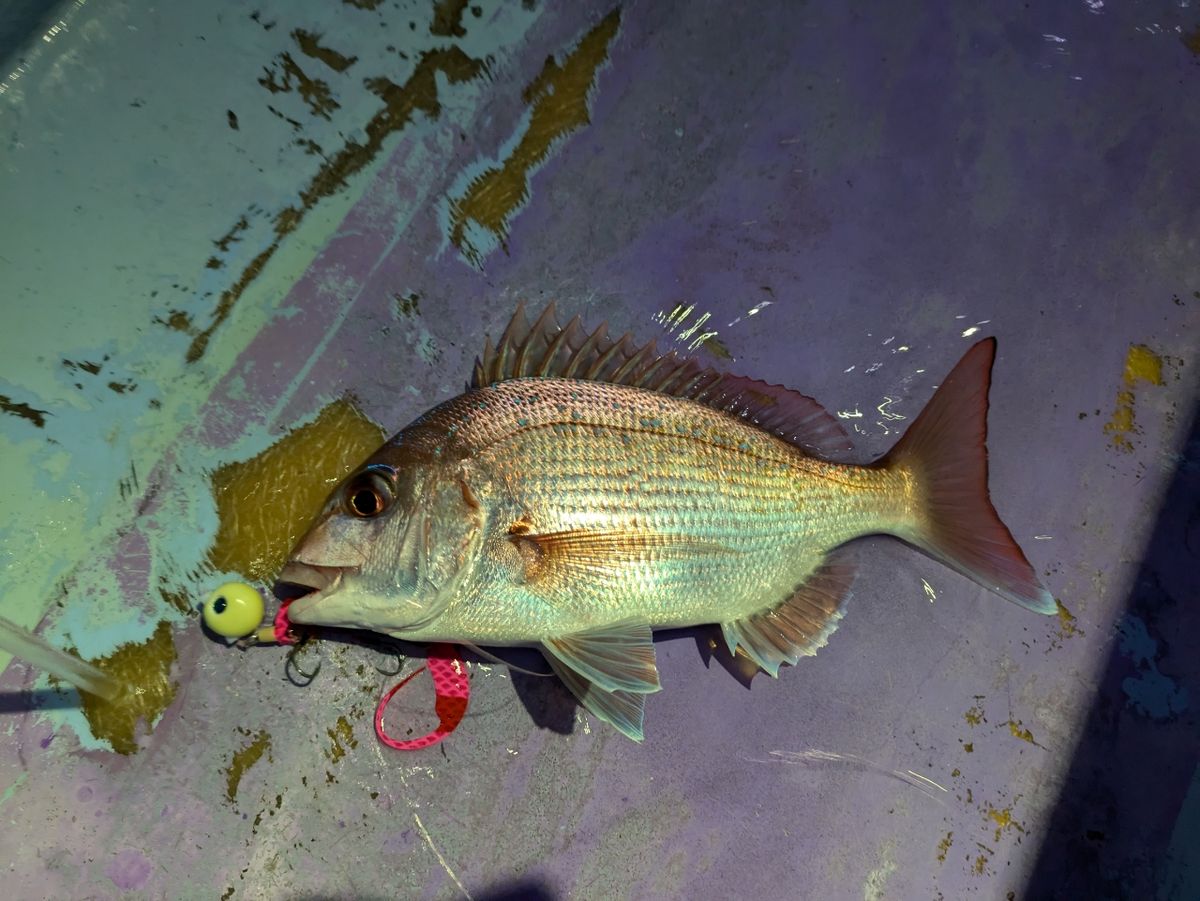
[472, 302, 853, 458]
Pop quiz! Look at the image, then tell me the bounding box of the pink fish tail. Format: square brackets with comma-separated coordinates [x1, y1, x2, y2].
[877, 338, 1056, 615]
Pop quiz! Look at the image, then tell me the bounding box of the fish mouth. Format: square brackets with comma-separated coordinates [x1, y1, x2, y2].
[274, 562, 348, 623]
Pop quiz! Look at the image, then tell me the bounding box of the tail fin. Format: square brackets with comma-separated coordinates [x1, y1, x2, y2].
[878, 338, 1056, 615]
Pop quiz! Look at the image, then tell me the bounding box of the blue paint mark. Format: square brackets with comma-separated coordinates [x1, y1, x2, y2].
[1116, 614, 1155, 664]
[1116, 614, 1189, 719]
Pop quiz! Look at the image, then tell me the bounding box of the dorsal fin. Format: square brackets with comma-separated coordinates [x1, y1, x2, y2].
[472, 302, 853, 458]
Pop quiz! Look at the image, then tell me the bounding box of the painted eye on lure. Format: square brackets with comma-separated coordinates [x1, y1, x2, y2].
[343, 465, 395, 518]
[201, 581, 265, 639]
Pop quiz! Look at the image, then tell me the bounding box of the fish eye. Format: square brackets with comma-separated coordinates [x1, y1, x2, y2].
[344, 467, 395, 518]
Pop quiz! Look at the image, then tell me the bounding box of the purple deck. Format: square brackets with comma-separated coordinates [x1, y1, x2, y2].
[2, 2, 1198, 898]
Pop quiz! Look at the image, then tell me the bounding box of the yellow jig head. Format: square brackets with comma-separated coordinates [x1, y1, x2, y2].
[201, 581, 265, 639]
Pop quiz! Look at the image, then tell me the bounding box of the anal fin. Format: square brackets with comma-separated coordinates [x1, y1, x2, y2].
[544, 653, 648, 742]
[722, 547, 856, 677]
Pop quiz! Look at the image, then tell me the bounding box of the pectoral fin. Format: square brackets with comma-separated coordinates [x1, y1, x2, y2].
[544, 653, 648, 742]
[510, 525, 729, 585]
[542, 620, 661, 694]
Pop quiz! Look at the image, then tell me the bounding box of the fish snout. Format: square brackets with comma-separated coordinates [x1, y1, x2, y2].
[275, 561, 342, 593]
[289, 521, 370, 570]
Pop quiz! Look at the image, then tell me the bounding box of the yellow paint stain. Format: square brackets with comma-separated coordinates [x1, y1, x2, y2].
[964, 704, 986, 727]
[0, 394, 50, 428]
[1049, 600, 1083, 652]
[936, 831, 953, 864]
[1056, 600, 1080, 638]
[258, 52, 341, 120]
[208, 398, 386, 582]
[963, 742, 974, 753]
[293, 29, 357, 73]
[973, 854, 988, 876]
[326, 715, 358, 763]
[447, 9, 621, 264]
[158, 587, 193, 615]
[1185, 25, 1200, 55]
[226, 729, 272, 801]
[1104, 344, 1164, 452]
[1007, 719, 1037, 745]
[1124, 344, 1165, 385]
[985, 803, 1026, 844]
[431, 0, 469, 37]
[74, 621, 178, 756]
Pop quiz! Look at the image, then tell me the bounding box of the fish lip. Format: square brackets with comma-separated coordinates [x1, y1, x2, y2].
[273, 562, 349, 622]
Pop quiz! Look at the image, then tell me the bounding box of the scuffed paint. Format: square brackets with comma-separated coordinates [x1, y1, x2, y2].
[0, 0, 544, 677]
[443, 8, 622, 266]
[1104, 343, 1164, 452]
[209, 398, 385, 583]
[189, 42, 488, 363]
[70, 620, 179, 755]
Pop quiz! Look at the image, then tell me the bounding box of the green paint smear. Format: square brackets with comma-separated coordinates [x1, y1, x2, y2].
[0, 773, 28, 809]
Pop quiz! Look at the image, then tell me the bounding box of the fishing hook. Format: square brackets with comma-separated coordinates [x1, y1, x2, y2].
[375, 648, 405, 676]
[285, 638, 322, 686]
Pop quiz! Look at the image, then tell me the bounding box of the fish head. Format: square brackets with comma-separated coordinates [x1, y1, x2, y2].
[278, 444, 484, 635]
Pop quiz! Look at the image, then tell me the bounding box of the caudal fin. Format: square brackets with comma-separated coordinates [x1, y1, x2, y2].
[878, 338, 1056, 615]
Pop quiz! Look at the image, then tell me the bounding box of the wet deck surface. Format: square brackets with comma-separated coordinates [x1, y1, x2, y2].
[1, 1, 1198, 898]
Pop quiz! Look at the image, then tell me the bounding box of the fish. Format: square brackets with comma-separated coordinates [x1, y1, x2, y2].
[279, 303, 1055, 741]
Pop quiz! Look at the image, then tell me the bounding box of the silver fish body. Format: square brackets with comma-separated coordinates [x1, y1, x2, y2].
[282, 304, 1054, 739]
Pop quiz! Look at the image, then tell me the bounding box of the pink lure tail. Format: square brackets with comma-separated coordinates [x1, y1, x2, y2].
[879, 338, 1056, 615]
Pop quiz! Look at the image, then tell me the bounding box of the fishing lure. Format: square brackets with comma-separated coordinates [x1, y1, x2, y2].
[271, 597, 469, 750]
